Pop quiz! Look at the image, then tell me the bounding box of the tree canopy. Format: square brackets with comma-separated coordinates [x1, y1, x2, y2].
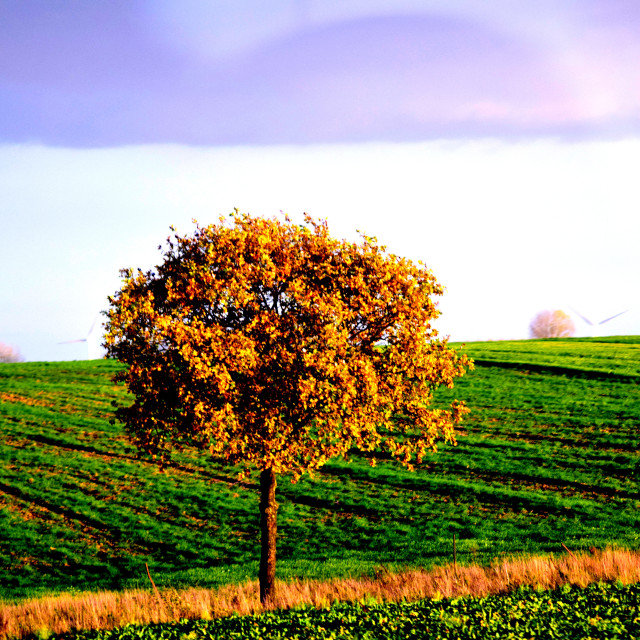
[529, 309, 576, 339]
[104, 212, 472, 604]
[0, 342, 23, 363]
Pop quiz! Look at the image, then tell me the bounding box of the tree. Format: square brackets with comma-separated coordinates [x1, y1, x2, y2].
[529, 309, 576, 338]
[0, 342, 24, 363]
[104, 212, 472, 605]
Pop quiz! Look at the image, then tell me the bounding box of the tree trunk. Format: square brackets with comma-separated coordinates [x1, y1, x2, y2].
[259, 467, 278, 606]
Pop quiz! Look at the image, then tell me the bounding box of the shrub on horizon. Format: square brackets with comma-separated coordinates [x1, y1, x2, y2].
[0, 342, 24, 363]
[529, 309, 576, 338]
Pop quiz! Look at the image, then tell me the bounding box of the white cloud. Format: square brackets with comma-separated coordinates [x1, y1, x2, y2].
[2, 137, 639, 359]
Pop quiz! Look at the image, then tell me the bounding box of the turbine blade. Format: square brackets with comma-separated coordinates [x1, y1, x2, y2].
[599, 310, 629, 325]
[570, 307, 593, 326]
[87, 314, 102, 338]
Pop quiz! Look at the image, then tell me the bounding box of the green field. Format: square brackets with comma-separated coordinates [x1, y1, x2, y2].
[0, 337, 639, 602]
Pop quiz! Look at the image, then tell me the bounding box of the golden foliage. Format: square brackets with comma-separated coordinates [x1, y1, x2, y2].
[104, 212, 471, 478]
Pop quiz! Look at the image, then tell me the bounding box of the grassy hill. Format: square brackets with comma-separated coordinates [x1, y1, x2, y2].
[0, 337, 638, 602]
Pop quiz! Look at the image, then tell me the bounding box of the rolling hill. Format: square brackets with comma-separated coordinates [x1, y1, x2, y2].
[0, 337, 638, 602]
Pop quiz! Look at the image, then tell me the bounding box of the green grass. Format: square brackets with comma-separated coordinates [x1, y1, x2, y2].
[463, 335, 640, 376]
[57, 582, 640, 640]
[0, 338, 639, 601]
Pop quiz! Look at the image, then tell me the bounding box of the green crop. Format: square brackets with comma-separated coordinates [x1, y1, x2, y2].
[56, 581, 640, 639]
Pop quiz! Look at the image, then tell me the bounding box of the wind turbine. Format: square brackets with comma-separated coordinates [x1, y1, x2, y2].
[570, 307, 629, 337]
[59, 315, 104, 360]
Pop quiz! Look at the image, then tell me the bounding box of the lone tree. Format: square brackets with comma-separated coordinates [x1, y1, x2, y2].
[529, 309, 576, 338]
[0, 342, 24, 363]
[104, 212, 472, 605]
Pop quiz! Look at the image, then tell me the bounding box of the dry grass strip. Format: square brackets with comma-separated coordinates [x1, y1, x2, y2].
[2, 548, 639, 639]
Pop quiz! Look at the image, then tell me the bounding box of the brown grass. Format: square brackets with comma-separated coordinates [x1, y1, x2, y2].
[2, 548, 640, 639]
[0, 393, 51, 408]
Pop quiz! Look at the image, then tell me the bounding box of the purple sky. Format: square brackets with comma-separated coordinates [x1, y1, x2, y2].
[2, 0, 640, 146]
[1, 1, 639, 360]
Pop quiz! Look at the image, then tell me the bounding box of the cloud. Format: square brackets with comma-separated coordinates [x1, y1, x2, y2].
[2, 4, 640, 147]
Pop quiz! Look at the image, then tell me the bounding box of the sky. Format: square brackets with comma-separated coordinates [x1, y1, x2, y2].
[1, 0, 639, 361]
